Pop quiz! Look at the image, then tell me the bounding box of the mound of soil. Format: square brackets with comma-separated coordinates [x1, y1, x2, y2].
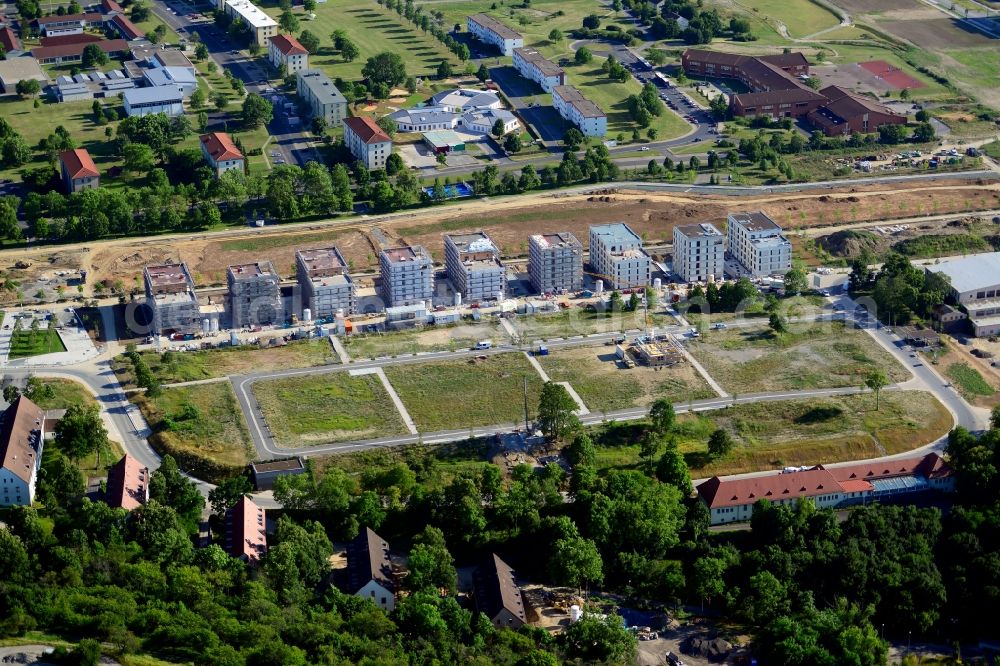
[816, 229, 883, 259]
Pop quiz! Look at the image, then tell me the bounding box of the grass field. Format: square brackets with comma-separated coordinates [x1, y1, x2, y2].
[685, 294, 827, 326]
[384, 353, 544, 430]
[688, 320, 911, 394]
[135, 383, 253, 469]
[26, 379, 97, 411]
[593, 390, 952, 477]
[314, 438, 494, 489]
[113, 339, 338, 386]
[733, 0, 841, 37]
[946, 362, 996, 400]
[510, 307, 676, 341]
[538, 344, 715, 412]
[9, 327, 66, 359]
[253, 372, 408, 447]
[343, 321, 508, 358]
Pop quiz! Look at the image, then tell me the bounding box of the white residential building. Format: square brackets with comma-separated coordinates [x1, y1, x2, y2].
[216, 0, 278, 46]
[589, 223, 651, 290]
[296, 69, 347, 126]
[200, 132, 245, 178]
[296, 246, 356, 317]
[672, 223, 725, 283]
[462, 108, 519, 135]
[428, 88, 502, 112]
[726, 211, 792, 278]
[387, 106, 459, 133]
[0, 397, 47, 507]
[379, 245, 435, 307]
[467, 13, 523, 56]
[513, 47, 565, 93]
[445, 232, 505, 302]
[343, 116, 392, 170]
[552, 85, 606, 137]
[268, 33, 308, 74]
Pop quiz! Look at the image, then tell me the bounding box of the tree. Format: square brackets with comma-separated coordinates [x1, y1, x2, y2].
[582, 13, 601, 29]
[768, 311, 787, 334]
[195, 42, 209, 60]
[564, 127, 585, 150]
[340, 39, 360, 62]
[491, 118, 506, 138]
[783, 266, 807, 295]
[648, 398, 675, 436]
[208, 475, 252, 516]
[376, 115, 397, 137]
[436, 59, 452, 79]
[503, 132, 522, 153]
[656, 447, 691, 494]
[405, 526, 458, 594]
[878, 123, 907, 145]
[82, 43, 109, 68]
[123, 143, 155, 179]
[865, 369, 888, 410]
[548, 27, 562, 42]
[565, 432, 596, 468]
[148, 454, 205, 526]
[476, 63, 490, 82]
[707, 428, 733, 458]
[241, 93, 273, 129]
[298, 29, 320, 54]
[548, 536, 603, 588]
[537, 382, 579, 441]
[562, 614, 637, 664]
[54, 404, 109, 463]
[14, 78, 40, 98]
[190, 87, 207, 110]
[574, 46, 593, 65]
[385, 152, 404, 176]
[3, 384, 20, 402]
[279, 9, 300, 33]
[912, 121, 935, 143]
[363, 51, 407, 88]
[991, 404, 1000, 430]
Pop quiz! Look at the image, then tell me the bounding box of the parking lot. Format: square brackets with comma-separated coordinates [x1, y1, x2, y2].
[488, 66, 570, 144]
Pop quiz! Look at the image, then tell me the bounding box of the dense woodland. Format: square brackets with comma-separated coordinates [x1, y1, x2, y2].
[2, 392, 1000, 664]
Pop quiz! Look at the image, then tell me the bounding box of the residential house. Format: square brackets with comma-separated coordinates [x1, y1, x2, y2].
[59, 148, 99, 193]
[672, 222, 725, 283]
[216, 0, 277, 46]
[343, 116, 392, 170]
[200, 131, 245, 177]
[224, 495, 267, 563]
[589, 223, 651, 289]
[268, 33, 308, 74]
[343, 527, 395, 611]
[105, 453, 149, 511]
[726, 211, 792, 278]
[472, 554, 527, 629]
[552, 85, 606, 137]
[0, 396, 48, 507]
[296, 69, 347, 126]
[512, 47, 565, 93]
[226, 261, 282, 328]
[466, 13, 523, 56]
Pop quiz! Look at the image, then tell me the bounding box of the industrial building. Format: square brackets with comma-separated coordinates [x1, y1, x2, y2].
[512, 47, 565, 93]
[216, 0, 277, 45]
[444, 232, 505, 303]
[726, 211, 792, 278]
[672, 222, 725, 283]
[296, 69, 347, 127]
[0, 396, 48, 507]
[343, 116, 392, 170]
[227, 261, 283, 329]
[123, 86, 184, 117]
[697, 452, 955, 525]
[144, 262, 201, 335]
[59, 148, 99, 193]
[379, 245, 435, 307]
[528, 232, 583, 294]
[588, 223, 651, 290]
[466, 13, 523, 56]
[295, 246, 356, 317]
[928, 252, 1000, 337]
[552, 85, 606, 137]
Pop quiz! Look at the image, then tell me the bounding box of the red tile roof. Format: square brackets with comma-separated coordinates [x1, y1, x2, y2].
[105, 453, 149, 511]
[820, 452, 953, 483]
[697, 468, 842, 509]
[33, 38, 128, 61]
[60, 148, 99, 179]
[344, 116, 391, 144]
[200, 132, 243, 162]
[224, 496, 267, 563]
[35, 12, 103, 24]
[102, 0, 124, 12]
[0, 396, 45, 484]
[269, 33, 307, 56]
[112, 14, 144, 41]
[0, 26, 21, 53]
[39, 32, 103, 47]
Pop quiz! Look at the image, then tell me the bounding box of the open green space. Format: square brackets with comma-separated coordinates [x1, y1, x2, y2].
[538, 344, 715, 412]
[254, 372, 407, 447]
[384, 353, 544, 431]
[9, 327, 66, 359]
[112, 339, 338, 387]
[946, 362, 995, 400]
[343, 321, 507, 358]
[686, 294, 827, 326]
[688, 320, 910, 394]
[24, 378, 97, 411]
[593, 390, 952, 477]
[732, 0, 841, 37]
[268, 1, 460, 83]
[135, 382, 253, 478]
[510, 307, 676, 341]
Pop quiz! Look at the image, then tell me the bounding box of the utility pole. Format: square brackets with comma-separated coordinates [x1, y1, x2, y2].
[523, 376, 529, 433]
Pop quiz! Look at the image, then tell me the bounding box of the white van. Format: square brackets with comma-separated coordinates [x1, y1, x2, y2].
[474, 340, 493, 350]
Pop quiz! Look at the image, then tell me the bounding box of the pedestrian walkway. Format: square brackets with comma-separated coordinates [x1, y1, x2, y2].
[558, 381, 590, 416]
[674, 335, 729, 398]
[328, 334, 351, 364]
[0, 312, 14, 365]
[499, 317, 518, 342]
[350, 366, 418, 435]
[523, 350, 551, 382]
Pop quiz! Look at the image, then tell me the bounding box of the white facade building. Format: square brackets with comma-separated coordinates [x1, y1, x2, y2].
[123, 87, 184, 117]
[445, 232, 505, 302]
[428, 88, 502, 112]
[552, 85, 606, 137]
[343, 116, 392, 170]
[296, 69, 347, 127]
[726, 211, 792, 278]
[672, 222, 725, 283]
[200, 132, 245, 178]
[929, 252, 1000, 337]
[296, 247, 356, 317]
[216, 0, 277, 46]
[513, 47, 565, 93]
[268, 34, 308, 74]
[379, 245, 435, 307]
[467, 13, 523, 56]
[589, 223, 651, 290]
[0, 397, 47, 507]
[462, 108, 519, 135]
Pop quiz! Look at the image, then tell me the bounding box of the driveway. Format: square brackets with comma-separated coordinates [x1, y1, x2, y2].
[489, 66, 569, 144]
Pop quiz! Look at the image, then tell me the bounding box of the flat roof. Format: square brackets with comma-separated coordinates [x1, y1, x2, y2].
[423, 129, 465, 147]
[591, 222, 643, 245]
[448, 231, 498, 253]
[675, 222, 723, 238]
[223, 0, 277, 28]
[298, 246, 348, 273]
[531, 232, 581, 249]
[251, 457, 304, 473]
[552, 85, 604, 118]
[514, 47, 564, 78]
[228, 261, 277, 279]
[144, 263, 192, 288]
[729, 211, 780, 232]
[382, 245, 431, 264]
[124, 86, 184, 105]
[929, 252, 1000, 295]
[468, 13, 523, 41]
[297, 69, 346, 106]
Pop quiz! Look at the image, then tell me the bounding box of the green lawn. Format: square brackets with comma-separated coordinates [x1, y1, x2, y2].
[510, 307, 677, 341]
[946, 362, 995, 400]
[135, 383, 253, 474]
[731, 0, 841, 37]
[112, 339, 339, 387]
[594, 390, 952, 477]
[343, 321, 507, 359]
[9, 327, 66, 359]
[253, 372, 408, 447]
[25, 378, 97, 410]
[384, 353, 544, 430]
[688, 320, 911, 394]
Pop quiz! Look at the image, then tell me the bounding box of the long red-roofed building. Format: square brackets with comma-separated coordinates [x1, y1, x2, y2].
[0, 26, 22, 54]
[105, 453, 149, 511]
[59, 148, 100, 193]
[697, 452, 955, 525]
[224, 495, 267, 564]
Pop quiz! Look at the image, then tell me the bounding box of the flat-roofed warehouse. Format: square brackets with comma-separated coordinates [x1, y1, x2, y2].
[928, 252, 1000, 337]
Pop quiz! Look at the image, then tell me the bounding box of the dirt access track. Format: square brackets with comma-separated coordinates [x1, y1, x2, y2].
[1, 177, 999, 297]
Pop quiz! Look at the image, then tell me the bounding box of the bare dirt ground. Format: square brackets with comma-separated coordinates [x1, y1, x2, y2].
[1, 179, 998, 299]
[828, 0, 921, 12]
[876, 14, 999, 49]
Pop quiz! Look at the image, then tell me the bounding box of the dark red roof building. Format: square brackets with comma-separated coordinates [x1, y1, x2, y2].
[807, 85, 907, 136]
[224, 495, 267, 564]
[105, 453, 149, 511]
